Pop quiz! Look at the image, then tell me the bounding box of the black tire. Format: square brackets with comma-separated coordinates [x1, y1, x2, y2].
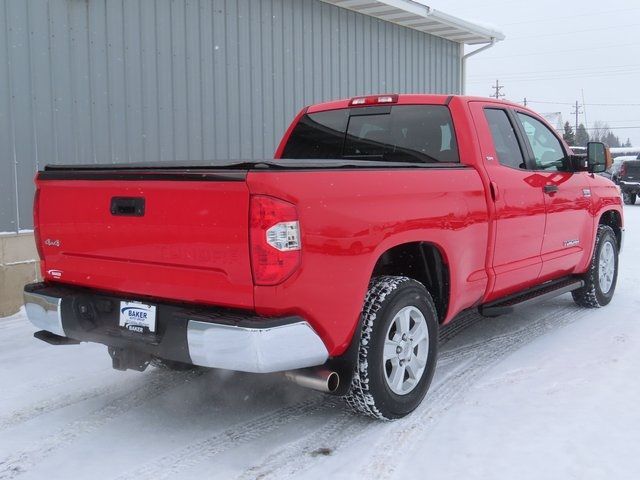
[151, 357, 198, 371]
[345, 276, 439, 420]
[572, 225, 619, 308]
[623, 192, 636, 205]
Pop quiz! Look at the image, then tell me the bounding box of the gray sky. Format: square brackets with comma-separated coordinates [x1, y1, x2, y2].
[428, 0, 640, 146]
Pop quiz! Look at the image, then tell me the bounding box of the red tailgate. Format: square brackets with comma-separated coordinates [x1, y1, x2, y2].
[36, 175, 253, 309]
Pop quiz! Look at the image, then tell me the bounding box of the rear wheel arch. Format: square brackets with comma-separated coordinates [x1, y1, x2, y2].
[370, 242, 450, 323]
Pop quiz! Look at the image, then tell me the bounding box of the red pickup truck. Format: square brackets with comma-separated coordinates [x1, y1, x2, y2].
[24, 95, 623, 419]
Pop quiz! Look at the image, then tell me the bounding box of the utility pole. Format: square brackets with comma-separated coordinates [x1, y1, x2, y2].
[491, 80, 504, 100]
[570, 101, 583, 138]
[581, 89, 588, 132]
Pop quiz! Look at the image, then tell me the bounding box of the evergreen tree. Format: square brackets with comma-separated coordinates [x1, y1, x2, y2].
[625, 138, 632, 147]
[604, 132, 621, 148]
[575, 123, 589, 146]
[562, 121, 575, 145]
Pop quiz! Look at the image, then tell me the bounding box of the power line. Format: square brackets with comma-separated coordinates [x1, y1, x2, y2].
[508, 22, 640, 41]
[467, 70, 640, 84]
[468, 64, 640, 80]
[592, 119, 640, 123]
[501, 6, 640, 26]
[579, 102, 640, 107]
[484, 42, 640, 60]
[527, 100, 640, 107]
[581, 126, 640, 130]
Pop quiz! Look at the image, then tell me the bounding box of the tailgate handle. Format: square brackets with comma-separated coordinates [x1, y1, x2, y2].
[110, 197, 145, 217]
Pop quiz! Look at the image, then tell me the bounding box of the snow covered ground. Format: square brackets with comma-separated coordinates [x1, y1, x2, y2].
[1, 206, 639, 480]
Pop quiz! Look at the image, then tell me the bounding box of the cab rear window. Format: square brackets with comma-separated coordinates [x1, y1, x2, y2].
[282, 105, 459, 163]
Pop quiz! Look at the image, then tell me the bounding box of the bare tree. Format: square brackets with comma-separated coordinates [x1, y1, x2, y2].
[590, 121, 610, 144]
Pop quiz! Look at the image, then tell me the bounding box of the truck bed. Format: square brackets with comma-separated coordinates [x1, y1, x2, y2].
[35, 158, 488, 353]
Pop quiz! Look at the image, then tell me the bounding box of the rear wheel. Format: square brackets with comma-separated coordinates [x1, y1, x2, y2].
[623, 192, 636, 205]
[345, 276, 438, 420]
[572, 225, 618, 308]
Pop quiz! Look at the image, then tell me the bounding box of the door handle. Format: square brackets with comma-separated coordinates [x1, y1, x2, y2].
[543, 185, 558, 194]
[110, 197, 146, 216]
[490, 181, 499, 201]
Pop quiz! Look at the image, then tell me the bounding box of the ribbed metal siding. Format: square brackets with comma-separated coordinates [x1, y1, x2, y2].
[0, 0, 461, 232]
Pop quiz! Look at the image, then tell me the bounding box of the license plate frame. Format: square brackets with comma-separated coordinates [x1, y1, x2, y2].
[118, 301, 157, 334]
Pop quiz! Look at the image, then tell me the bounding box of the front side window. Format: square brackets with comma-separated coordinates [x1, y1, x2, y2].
[516, 113, 565, 171]
[282, 105, 459, 163]
[484, 108, 525, 169]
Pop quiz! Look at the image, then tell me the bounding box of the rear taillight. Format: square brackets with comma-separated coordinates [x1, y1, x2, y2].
[250, 195, 301, 286]
[619, 163, 627, 177]
[33, 188, 44, 261]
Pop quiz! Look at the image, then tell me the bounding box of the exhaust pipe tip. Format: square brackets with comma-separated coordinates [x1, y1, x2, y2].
[284, 368, 340, 394]
[325, 370, 340, 393]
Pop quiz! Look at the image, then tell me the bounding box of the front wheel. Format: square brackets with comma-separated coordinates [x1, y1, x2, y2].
[572, 225, 619, 308]
[345, 276, 438, 420]
[623, 191, 636, 205]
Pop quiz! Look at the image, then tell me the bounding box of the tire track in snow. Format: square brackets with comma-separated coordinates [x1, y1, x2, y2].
[236, 409, 372, 480]
[437, 323, 549, 367]
[360, 304, 587, 479]
[0, 381, 128, 432]
[2, 366, 113, 400]
[113, 397, 340, 480]
[243, 304, 585, 480]
[0, 369, 202, 480]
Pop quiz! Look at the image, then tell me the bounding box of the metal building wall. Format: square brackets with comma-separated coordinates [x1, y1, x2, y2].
[0, 0, 461, 232]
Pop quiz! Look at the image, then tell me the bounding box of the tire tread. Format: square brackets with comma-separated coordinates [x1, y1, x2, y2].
[572, 225, 617, 308]
[344, 276, 436, 420]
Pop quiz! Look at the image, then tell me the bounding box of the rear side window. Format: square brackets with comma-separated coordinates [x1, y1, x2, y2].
[282, 105, 459, 163]
[484, 108, 526, 169]
[280, 109, 349, 158]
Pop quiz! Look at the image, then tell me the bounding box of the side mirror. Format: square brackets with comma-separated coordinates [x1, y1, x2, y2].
[587, 142, 611, 173]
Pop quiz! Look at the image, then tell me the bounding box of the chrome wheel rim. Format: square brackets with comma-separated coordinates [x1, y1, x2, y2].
[598, 240, 616, 294]
[383, 306, 429, 395]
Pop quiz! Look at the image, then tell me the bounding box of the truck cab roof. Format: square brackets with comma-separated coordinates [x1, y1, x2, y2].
[305, 94, 525, 114]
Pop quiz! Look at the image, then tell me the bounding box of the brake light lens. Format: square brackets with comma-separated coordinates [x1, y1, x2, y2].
[33, 188, 44, 261]
[250, 195, 301, 285]
[350, 94, 398, 106]
[619, 162, 627, 178]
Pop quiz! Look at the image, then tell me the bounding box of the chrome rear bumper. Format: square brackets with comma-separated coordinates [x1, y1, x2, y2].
[187, 320, 328, 373]
[24, 290, 65, 337]
[23, 284, 328, 373]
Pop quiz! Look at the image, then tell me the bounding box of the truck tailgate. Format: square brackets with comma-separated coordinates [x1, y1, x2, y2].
[36, 171, 253, 309]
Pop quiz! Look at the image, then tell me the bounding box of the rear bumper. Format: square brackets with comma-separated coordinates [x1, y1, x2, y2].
[23, 283, 328, 373]
[619, 180, 640, 193]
